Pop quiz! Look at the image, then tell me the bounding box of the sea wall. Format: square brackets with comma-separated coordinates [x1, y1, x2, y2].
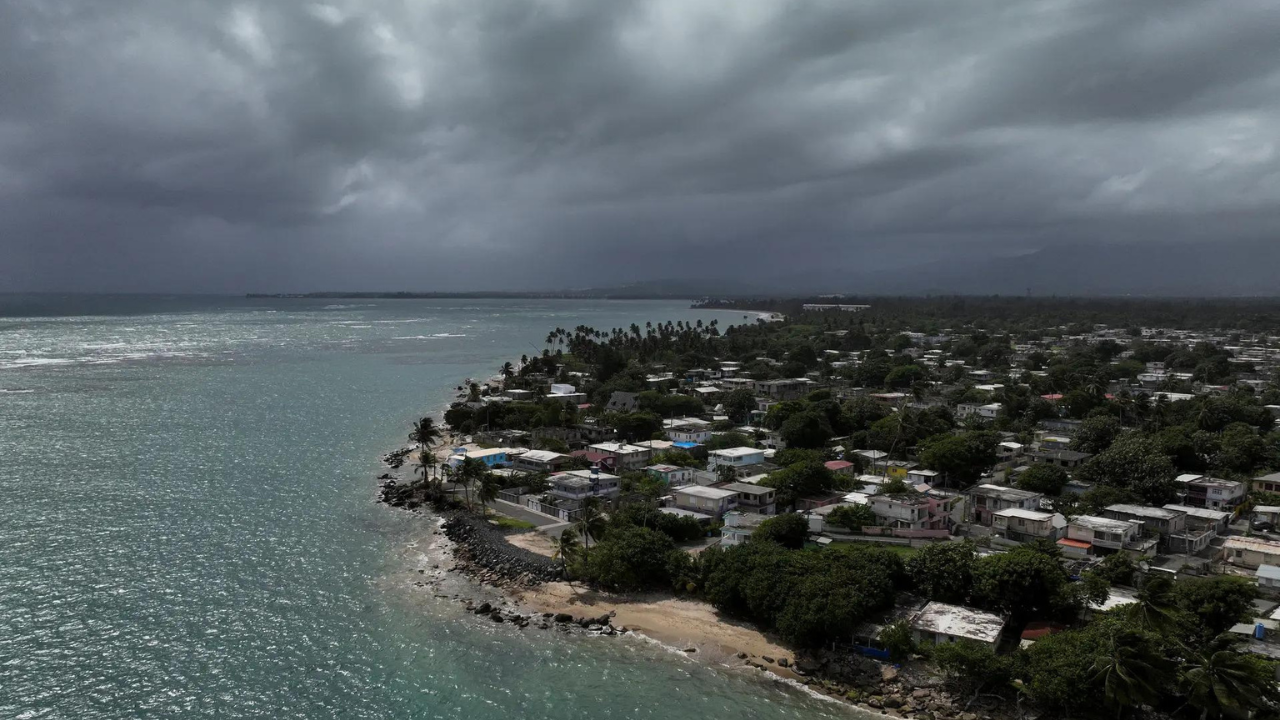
[441, 511, 563, 586]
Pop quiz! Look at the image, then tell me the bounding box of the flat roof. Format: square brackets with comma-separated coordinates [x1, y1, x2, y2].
[971, 484, 1041, 501]
[912, 602, 1005, 644]
[1257, 565, 1280, 581]
[675, 485, 739, 500]
[710, 447, 763, 458]
[1162, 504, 1231, 521]
[1224, 536, 1280, 554]
[1071, 515, 1136, 533]
[555, 469, 620, 481]
[519, 450, 566, 462]
[995, 508, 1055, 521]
[589, 442, 650, 454]
[659, 507, 712, 521]
[1253, 505, 1280, 514]
[1106, 504, 1183, 520]
[721, 482, 774, 496]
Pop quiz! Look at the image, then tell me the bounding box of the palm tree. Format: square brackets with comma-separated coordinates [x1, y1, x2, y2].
[1091, 631, 1172, 718]
[455, 457, 486, 510]
[500, 361, 515, 384]
[409, 416, 443, 451]
[467, 382, 481, 402]
[1129, 574, 1180, 634]
[551, 528, 581, 577]
[574, 496, 607, 562]
[477, 471, 500, 515]
[1182, 637, 1280, 719]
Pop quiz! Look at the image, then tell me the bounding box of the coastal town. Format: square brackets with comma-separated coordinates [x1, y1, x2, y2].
[379, 297, 1280, 720]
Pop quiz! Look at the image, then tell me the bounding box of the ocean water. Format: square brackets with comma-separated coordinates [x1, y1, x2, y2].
[0, 295, 857, 719]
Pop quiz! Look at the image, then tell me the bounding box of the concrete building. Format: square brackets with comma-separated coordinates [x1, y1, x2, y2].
[968, 484, 1043, 526]
[1225, 537, 1280, 570]
[1175, 474, 1246, 511]
[546, 469, 622, 502]
[587, 442, 653, 472]
[672, 485, 739, 518]
[910, 602, 1006, 649]
[993, 508, 1066, 542]
[1256, 472, 1280, 495]
[645, 464, 694, 488]
[511, 449, 571, 474]
[1063, 515, 1149, 556]
[1103, 504, 1187, 538]
[720, 482, 777, 515]
[707, 447, 766, 474]
[721, 511, 769, 547]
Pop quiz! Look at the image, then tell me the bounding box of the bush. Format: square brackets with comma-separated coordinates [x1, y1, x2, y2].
[751, 513, 810, 549]
[932, 640, 1018, 697]
[581, 526, 683, 592]
[827, 504, 876, 532]
[1016, 463, 1070, 496]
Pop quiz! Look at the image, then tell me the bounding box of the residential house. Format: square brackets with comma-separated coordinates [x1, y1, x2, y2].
[1162, 504, 1231, 536]
[512, 449, 571, 474]
[664, 418, 712, 444]
[646, 464, 694, 488]
[707, 447, 766, 475]
[446, 447, 510, 469]
[546, 469, 621, 501]
[1254, 505, 1280, 529]
[1062, 515, 1150, 556]
[824, 460, 857, 478]
[968, 484, 1043, 526]
[720, 482, 777, 515]
[1028, 449, 1092, 470]
[906, 469, 940, 486]
[754, 378, 816, 401]
[721, 511, 769, 547]
[1225, 537, 1280, 570]
[1103, 504, 1197, 551]
[957, 403, 1002, 420]
[993, 508, 1067, 542]
[870, 493, 963, 532]
[523, 468, 622, 522]
[1256, 472, 1280, 495]
[1175, 474, 1246, 511]
[1257, 565, 1280, 591]
[588, 442, 653, 472]
[672, 485, 739, 518]
[997, 441, 1025, 459]
[910, 602, 1006, 649]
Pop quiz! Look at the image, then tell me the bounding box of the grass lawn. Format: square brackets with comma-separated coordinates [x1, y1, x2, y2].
[490, 515, 538, 531]
[881, 545, 919, 559]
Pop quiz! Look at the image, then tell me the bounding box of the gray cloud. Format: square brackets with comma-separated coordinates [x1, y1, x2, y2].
[1, 0, 1277, 293]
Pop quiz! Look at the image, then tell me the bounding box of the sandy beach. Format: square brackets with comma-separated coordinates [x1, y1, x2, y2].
[513, 580, 798, 677]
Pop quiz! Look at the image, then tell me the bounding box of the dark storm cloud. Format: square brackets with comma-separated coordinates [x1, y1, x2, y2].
[1, 0, 1277, 292]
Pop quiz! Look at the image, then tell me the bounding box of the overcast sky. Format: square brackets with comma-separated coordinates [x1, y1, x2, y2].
[2, 0, 1278, 293]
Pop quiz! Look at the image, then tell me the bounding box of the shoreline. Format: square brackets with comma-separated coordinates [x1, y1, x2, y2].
[375, 363, 979, 720]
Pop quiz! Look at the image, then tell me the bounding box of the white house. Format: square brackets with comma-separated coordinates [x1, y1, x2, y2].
[672, 485, 739, 518]
[1063, 515, 1144, 555]
[721, 511, 769, 546]
[910, 602, 1006, 649]
[993, 508, 1066, 542]
[707, 447, 766, 474]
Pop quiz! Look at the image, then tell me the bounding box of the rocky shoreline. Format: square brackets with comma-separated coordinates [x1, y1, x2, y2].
[375, 446, 1020, 720]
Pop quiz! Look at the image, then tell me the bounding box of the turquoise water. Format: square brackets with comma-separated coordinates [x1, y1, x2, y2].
[0, 296, 854, 719]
